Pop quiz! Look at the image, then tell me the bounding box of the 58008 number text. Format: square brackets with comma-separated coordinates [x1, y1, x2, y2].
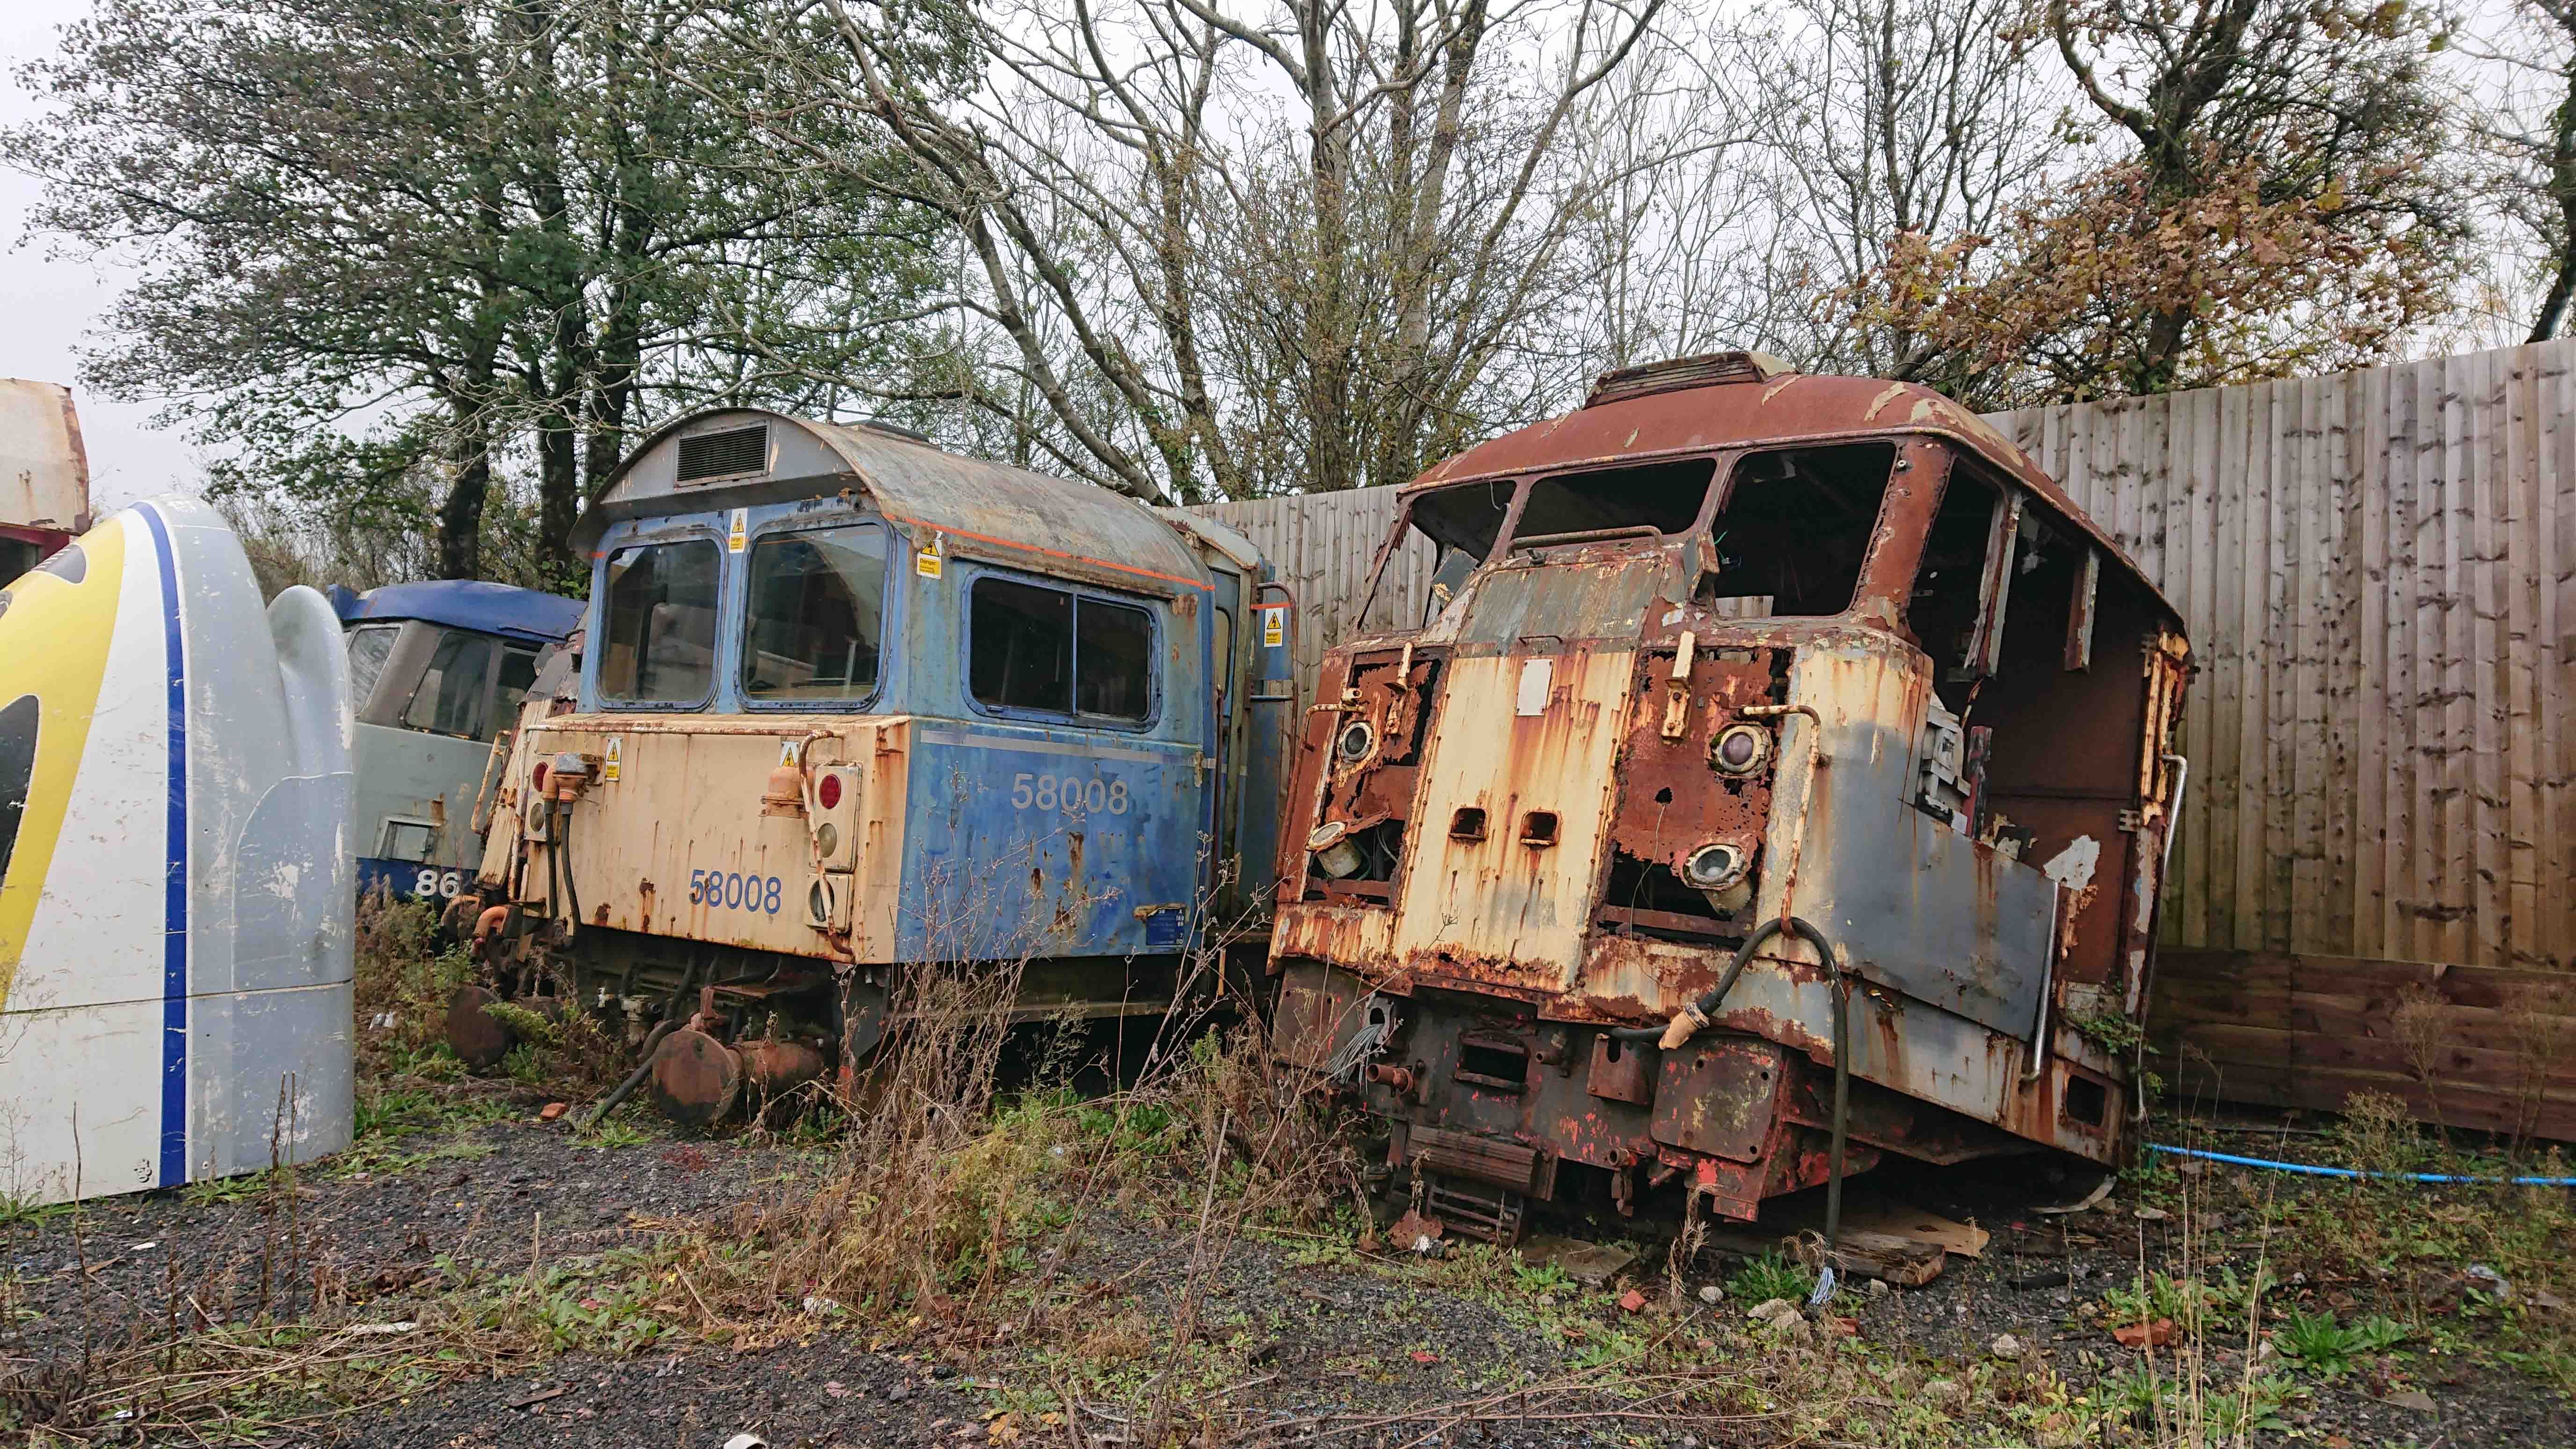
[1010, 773, 1128, 815]
[691, 870, 782, 915]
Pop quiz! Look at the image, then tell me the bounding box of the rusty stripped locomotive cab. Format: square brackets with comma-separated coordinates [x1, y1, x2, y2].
[1271, 354, 2190, 1246]
[456, 410, 1292, 1127]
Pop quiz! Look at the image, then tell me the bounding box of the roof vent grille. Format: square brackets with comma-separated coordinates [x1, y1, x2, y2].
[1583, 351, 1792, 410]
[675, 424, 768, 483]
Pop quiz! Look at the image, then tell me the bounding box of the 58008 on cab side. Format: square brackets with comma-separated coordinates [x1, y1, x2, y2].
[453, 410, 1294, 1125]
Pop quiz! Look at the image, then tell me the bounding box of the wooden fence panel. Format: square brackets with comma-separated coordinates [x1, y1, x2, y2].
[2147, 948, 2576, 1141]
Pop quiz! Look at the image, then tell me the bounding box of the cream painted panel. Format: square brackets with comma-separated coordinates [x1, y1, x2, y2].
[1392, 650, 1635, 990]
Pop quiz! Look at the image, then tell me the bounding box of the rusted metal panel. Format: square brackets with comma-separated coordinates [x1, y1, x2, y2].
[1389, 648, 1636, 991]
[508, 713, 911, 962]
[0, 377, 90, 537]
[1651, 1038, 1787, 1162]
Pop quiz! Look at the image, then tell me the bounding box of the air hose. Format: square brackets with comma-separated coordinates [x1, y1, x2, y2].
[1612, 915, 1854, 1310]
[554, 794, 582, 943]
[2149, 1143, 2576, 1186]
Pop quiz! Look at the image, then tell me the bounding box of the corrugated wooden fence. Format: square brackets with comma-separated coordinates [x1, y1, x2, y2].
[1190, 484, 1429, 695]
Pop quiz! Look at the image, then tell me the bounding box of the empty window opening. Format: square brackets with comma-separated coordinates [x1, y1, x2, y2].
[1521, 811, 1559, 845]
[1456, 1039, 1530, 1090]
[599, 538, 721, 705]
[2063, 1074, 2108, 1127]
[1365, 480, 1510, 629]
[1701, 444, 1896, 616]
[1512, 459, 1715, 549]
[744, 523, 888, 702]
[1913, 468, 2006, 706]
[1653, 787, 1673, 804]
[970, 577, 1156, 722]
[1449, 806, 1488, 841]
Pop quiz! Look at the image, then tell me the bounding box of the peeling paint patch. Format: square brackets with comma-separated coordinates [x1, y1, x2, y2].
[2042, 835, 2100, 892]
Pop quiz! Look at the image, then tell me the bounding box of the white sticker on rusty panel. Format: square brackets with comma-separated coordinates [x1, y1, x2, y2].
[725, 508, 748, 553]
[777, 738, 801, 766]
[602, 735, 622, 783]
[1259, 604, 1285, 648]
[915, 532, 944, 579]
[2041, 834, 2098, 890]
[1515, 658, 1553, 716]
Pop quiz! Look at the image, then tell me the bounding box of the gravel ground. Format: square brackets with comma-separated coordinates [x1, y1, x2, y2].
[7, 1110, 2570, 1447]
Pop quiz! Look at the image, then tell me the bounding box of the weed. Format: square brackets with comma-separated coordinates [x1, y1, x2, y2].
[2081, 1363, 2302, 1437]
[579, 1112, 655, 1149]
[0, 1193, 73, 1231]
[182, 1171, 278, 1207]
[1512, 1260, 1575, 1296]
[1726, 1249, 1813, 1305]
[2273, 1307, 2406, 1376]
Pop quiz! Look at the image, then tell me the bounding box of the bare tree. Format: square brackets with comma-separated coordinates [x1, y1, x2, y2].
[676, 0, 1746, 500]
[2460, 0, 2576, 341]
[1756, 0, 2065, 377]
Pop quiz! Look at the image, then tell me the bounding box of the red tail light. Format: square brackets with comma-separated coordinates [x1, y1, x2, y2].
[817, 772, 844, 810]
[533, 760, 551, 793]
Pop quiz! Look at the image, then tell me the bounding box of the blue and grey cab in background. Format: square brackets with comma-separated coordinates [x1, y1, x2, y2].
[446, 410, 1295, 1126]
[334, 579, 582, 903]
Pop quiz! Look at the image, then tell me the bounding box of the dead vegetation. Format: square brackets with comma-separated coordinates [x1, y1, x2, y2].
[7, 901, 2575, 1447]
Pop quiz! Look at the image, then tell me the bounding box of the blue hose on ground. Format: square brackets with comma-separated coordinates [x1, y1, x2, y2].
[2149, 1143, 2576, 1186]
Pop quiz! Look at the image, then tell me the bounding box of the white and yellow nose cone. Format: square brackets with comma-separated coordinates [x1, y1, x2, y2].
[0, 497, 353, 1206]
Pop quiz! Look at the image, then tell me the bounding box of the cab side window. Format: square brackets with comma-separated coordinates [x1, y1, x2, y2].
[402, 629, 499, 739]
[969, 576, 1155, 724]
[598, 539, 721, 705]
[344, 623, 400, 712]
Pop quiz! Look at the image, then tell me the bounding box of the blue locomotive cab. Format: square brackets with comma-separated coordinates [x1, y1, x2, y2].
[460, 411, 1290, 1122]
[339, 580, 582, 901]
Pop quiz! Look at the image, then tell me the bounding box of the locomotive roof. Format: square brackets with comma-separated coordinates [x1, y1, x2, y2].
[1410, 357, 2178, 623]
[337, 579, 584, 643]
[578, 409, 1213, 596]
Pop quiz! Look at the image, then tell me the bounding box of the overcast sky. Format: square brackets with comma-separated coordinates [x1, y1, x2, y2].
[1, 0, 202, 512]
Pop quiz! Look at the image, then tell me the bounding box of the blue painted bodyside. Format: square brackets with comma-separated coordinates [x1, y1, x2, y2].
[355, 855, 469, 902]
[900, 724, 1203, 960]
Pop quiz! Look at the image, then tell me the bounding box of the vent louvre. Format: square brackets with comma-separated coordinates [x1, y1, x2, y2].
[1583, 351, 1791, 409]
[675, 424, 768, 483]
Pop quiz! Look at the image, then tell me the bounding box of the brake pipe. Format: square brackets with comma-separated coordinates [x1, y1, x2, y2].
[2148, 1143, 2576, 1186]
[1610, 915, 1855, 1310]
